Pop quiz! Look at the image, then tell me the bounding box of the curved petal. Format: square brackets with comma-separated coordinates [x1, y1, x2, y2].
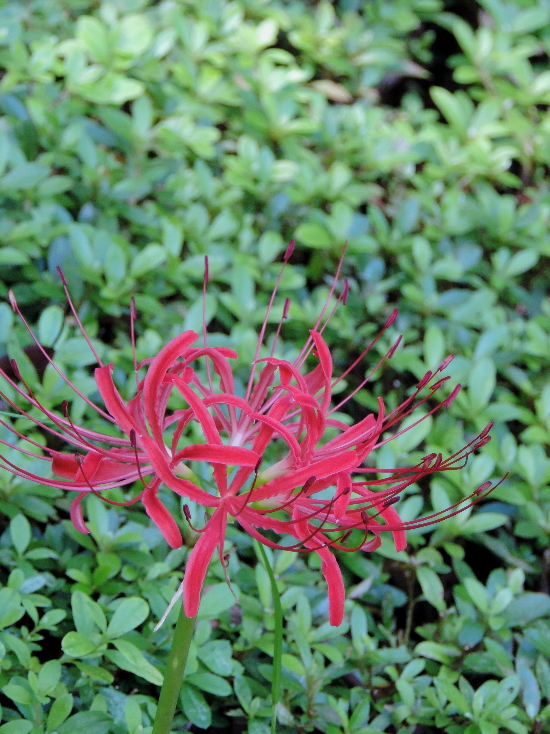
[183, 508, 226, 617]
[175, 443, 260, 466]
[142, 331, 199, 445]
[251, 451, 359, 502]
[95, 365, 138, 435]
[140, 434, 219, 506]
[70, 492, 89, 534]
[142, 485, 183, 549]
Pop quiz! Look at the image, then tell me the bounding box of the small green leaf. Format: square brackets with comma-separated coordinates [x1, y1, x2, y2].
[58, 711, 112, 734]
[0, 721, 34, 734]
[180, 684, 212, 730]
[107, 597, 149, 638]
[10, 514, 31, 556]
[417, 566, 446, 612]
[197, 584, 236, 620]
[130, 243, 167, 279]
[294, 222, 333, 248]
[47, 694, 73, 732]
[107, 639, 163, 685]
[1, 162, 49, 190]
[186, 672, 232, 696]
[61, 631, 97, 657]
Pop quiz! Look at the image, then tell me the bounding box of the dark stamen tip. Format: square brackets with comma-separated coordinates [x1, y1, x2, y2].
[74, 454, 83, 465]
[302, 476, 317, 493]
[283, 240, 295, 262]
[183, 504, 192, 521]
[8, 290, 17, 312]
[129, 429, 137, 446]
[386, 308, 398, 327]
[443, 384, 461, 407]
[342, 279, 349, 305]
[388, 335, 402, 359]
[61, 399, 70, 416]
[382, 496, 400, 508]
[9, 359, 21, 380]
[204, 255, 209, 283]
[56, 267, 68, 287]
[130, 297, 137, 320]
[254, 457, 262, 474]
[282, 297, 290, 319]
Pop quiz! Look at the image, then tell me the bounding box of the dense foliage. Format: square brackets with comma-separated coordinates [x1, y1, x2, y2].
[1, 0, 550, 731]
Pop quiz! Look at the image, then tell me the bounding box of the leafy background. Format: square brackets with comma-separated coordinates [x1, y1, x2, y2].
[1, 0, 550, 732]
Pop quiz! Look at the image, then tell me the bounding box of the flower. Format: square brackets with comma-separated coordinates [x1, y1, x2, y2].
[0, 250, 497, 626]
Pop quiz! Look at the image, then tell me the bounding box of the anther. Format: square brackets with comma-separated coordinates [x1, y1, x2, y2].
[56, 266, 68, 287]
[443, 384, 461, 407]
[9, 359, 21, 381]
[342, 279, 349, 306]
[283, 240, 295, 262]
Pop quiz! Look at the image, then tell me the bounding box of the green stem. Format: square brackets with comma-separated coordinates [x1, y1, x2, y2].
[255, 541, 283, 734]
[152, 607, 196, 734]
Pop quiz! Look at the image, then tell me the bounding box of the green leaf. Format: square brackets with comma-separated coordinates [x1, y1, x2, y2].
[71, 591, 106, 636]
[47, 694, 74, 732]
[294, 223, 333, 248]
[1, 162, 49, 190]
[502, 593, 550, 627]
[10, 514, 31, 555]
[0, 588, 25, 629]
[197, 640, 233, 676]
[130, 244, 166, 279]
[77, 16, 110, 64]
[186, 672, 232, 696]
[117, 14, 153, 56]
[180, 684, 212, 730]
[0, 247, 30, 265]
[38, 306, 64, 347]
[417, 566, 446, 612]
[61, 631, 97, 657]
[74, 661, 114, 684]
[107, 597, 149, 638]
[414, 641, 461, 665]
[461, 512, 508, 534]
[0, 722, 34, 734]
[107, 639, 163, 685]
[468, 359, 496, 409]
[57, 711, 112, 734]
[197, 583, 237, 620]
[2, 684, 32, 705]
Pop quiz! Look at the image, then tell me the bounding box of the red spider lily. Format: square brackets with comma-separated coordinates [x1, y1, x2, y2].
[0, 250, 499, 626]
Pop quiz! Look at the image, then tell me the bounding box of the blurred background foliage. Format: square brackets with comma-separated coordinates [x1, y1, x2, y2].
[1, 0, 550, 732]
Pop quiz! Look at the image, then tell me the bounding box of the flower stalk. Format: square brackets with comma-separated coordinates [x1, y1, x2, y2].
[152, 608, 196, 734]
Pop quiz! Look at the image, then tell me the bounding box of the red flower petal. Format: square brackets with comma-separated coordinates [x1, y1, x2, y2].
[183, 508, 226, 617]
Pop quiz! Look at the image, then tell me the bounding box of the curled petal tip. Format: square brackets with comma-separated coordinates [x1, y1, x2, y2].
[283, 240, 295, 262]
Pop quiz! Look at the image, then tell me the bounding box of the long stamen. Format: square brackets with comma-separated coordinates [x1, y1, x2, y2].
[56, 268, 104, 367]
[130, 297, 139, 390]
[245, 241, 294, 402]
[7, 290, 113, 422]
[73, 454, 145, 507]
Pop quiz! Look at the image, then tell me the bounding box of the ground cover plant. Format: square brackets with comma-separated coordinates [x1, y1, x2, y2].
[1, 0, 550, 731]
